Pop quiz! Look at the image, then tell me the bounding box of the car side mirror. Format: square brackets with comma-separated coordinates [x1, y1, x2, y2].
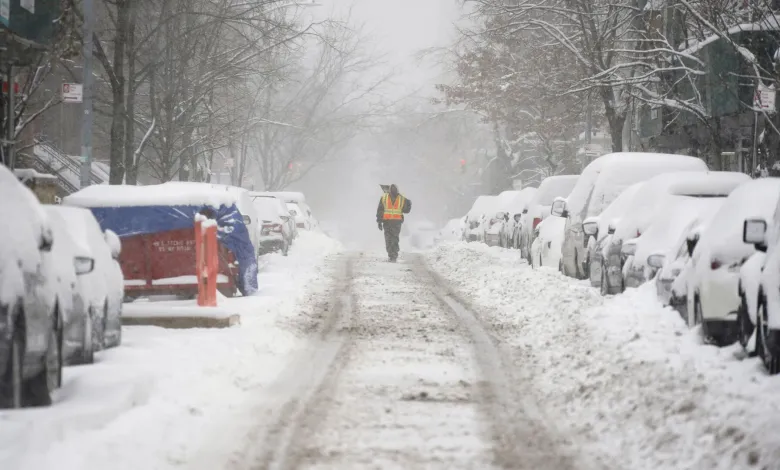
[74, 256, 95, 275]
[647, 253, 665, 269]
[104, 229, 122, 260]
[39, 227, 53, 252]
[686, 233, 699, 257]
[582, 217, 599, 237]
[743, 218, 768, 252]
[551, 198, 568, 218]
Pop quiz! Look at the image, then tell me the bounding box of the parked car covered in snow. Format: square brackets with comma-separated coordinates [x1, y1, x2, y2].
[47, 206, 125, 350]
[495, 187, 538, 248]
[249, 194, 293, 256]
[44, 207, 101, 364]
[584, 181, 645, 294]
[250, 192, 298, 242]
[271, 192, 316, 230]
[601, 171, 746, 295]
[519, 175, 578, 261]
[625, 172, 747, 291]
[685, 178, 780, 346]
[738, 179, 780, 371]
[463, 195, 498, 242]
[0, 166, 63, 408]
[551, 152, 708, 280]
[531, 216, 567, 269]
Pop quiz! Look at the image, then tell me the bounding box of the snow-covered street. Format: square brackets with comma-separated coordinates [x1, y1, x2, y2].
[5, 237, 780, 469]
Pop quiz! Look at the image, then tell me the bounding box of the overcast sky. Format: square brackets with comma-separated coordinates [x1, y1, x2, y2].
[312, 0, 462, 97]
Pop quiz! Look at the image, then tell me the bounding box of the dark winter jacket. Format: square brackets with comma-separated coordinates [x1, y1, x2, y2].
[377, 194, 412, 223]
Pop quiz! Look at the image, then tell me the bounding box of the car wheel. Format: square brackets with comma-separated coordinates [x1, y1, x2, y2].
[92, 305, 107, 352]
[78, 313, 94, 364]
[737, 294, 755, 355]
[758, 301, 780, 374]
[24, 317, 62, 407]
[600, 263, 609, 296]
[694, 295, 715, 345]
[0, 315, 24, 409]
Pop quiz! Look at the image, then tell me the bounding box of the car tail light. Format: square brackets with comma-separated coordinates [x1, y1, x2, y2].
[532, 217, 541, 229]
[262, 223, 283, 234]
[710, 259, 722, 270]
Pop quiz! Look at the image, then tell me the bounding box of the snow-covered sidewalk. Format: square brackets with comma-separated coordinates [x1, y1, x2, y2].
[0, 232, 342, 470]
[426, 242, 780, 470]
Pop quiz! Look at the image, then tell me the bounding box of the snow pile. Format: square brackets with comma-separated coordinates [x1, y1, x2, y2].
[427, 242, 780, 469]
[0, 231, 343, 470]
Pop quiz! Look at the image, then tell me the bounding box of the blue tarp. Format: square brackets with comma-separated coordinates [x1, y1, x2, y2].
[88, 203, 258, 296]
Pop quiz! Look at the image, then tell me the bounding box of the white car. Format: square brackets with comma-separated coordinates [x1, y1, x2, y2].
[519, 175, 578, 260]
[463, 195, 498, 242]
[50, 206, 125, 350]
[0, 167, 63, 408]
[738, 179, 780, 373]
[44, 207, 102, 365]
[495, 187, 538, 248]
[531, 216, 567, 269]
[584, 181, 645, 293]
[286, 202, 311, 231]
[686, 178, 780, 346]
[626, 172, 747, 290]
[250, 195, 293, 256]
[601, 171, 747, 294]
[250, 192, 298, 242]
[551, 152, 708, 280]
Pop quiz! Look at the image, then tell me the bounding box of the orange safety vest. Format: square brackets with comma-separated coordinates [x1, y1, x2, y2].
[382, 194, 405, 220]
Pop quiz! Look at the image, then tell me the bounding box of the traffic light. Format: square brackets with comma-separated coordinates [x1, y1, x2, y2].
[459, 158, 467, 173]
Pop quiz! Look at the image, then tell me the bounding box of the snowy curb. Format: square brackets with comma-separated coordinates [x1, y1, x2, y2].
[426, 242, 780, 470]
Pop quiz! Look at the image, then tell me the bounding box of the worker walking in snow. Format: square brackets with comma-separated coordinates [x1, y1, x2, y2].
[377, 184, 412, 262]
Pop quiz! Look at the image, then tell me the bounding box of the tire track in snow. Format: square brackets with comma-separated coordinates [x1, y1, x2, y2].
[412, 254, 586, 470]
[295, 253, 496, 469]
[239, 253, 356, 470]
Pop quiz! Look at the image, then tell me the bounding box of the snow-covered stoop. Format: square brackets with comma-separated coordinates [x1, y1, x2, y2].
[426, 242, 780, 470]
[0, 232, 342, 470]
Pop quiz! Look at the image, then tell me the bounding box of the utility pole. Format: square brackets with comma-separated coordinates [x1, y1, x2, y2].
[79, 0, 95, 188]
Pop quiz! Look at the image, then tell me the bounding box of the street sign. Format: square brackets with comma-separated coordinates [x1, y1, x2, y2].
[62, 83, 83, 103]
[20, 0, 33, 14]
[224, 157, 234, 168]
[754, 83, 776, 113]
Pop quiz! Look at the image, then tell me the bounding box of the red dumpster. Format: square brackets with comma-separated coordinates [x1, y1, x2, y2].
[120, 227, 239, 300]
